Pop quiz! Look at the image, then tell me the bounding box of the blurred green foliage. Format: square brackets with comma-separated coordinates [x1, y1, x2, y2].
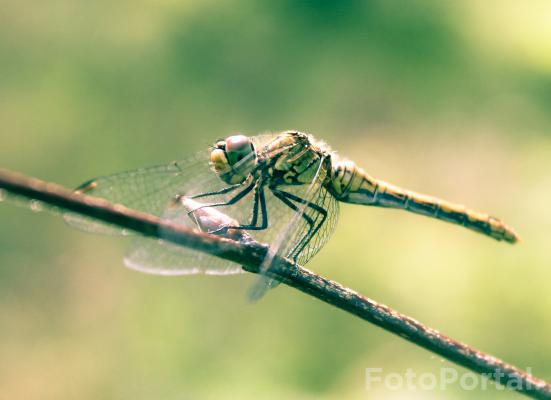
[1, 1, 550, 399]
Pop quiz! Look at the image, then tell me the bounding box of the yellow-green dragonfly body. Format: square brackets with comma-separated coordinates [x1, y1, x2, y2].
[209, 131, 518, 246]
[68, 131, 518, 293]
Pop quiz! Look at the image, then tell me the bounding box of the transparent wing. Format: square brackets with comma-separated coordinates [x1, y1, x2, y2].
[124, 181, 264, 276]
[124, 237, 246, 276]
[63, 151, 211, 235]
[284, 184, 339, 266]
[248, 156, 340, 300]
[64, 148, 255, 275]
[65, 132, 280, 233]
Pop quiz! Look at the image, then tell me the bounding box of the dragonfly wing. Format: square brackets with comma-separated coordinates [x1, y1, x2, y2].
[64, 148, 258, 275]
[248, 156, 340, 300]
[63, 151, 212, 235]
[124, 190, 257, 276]
[124, 236, 245, 276]
[284, 184, 339, 265]
[64, 134, 281, 235]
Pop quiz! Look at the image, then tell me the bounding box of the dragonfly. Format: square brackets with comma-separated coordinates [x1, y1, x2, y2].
[65, 131, 520, 298]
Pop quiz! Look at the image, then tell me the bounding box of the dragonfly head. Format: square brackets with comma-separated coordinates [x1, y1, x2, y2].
[210, 135, 258, 184]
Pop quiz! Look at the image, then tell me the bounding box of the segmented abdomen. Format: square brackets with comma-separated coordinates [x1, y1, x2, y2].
[329, 160, 519, 244]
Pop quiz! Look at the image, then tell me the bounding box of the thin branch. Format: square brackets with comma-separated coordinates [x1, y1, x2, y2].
[0, 167, 549, 399]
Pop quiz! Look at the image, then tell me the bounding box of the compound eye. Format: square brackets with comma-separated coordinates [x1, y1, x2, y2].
[225, 135, 254, 165]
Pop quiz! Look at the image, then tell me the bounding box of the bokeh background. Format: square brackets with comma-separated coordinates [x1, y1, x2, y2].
[1, 1, 550, 399]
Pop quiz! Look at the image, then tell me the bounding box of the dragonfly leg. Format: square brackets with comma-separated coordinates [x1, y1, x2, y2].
[271, 189, 328, 261]
[209, 187, 269, 234]
[186, 180, 256, 217]
[189, 183, 242, 200]
[236, 187, 268, 230]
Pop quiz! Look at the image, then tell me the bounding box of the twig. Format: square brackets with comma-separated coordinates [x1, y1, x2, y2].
[0, 167, 549, 399]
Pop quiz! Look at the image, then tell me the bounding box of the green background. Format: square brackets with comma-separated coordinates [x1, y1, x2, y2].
[1, 1, 550, 399]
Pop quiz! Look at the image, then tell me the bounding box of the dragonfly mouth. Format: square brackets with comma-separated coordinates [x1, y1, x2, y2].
[212, 139, 226, 151]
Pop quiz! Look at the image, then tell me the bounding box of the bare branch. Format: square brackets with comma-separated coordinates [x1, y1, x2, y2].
[0, 167, 549, 399]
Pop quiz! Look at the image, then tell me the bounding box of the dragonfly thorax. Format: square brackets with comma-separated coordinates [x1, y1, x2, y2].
[261, 131, 332, 186]
[210, 135, 258, 184]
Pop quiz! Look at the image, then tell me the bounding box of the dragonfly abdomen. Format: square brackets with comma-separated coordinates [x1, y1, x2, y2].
[329, 160, 520, 244]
